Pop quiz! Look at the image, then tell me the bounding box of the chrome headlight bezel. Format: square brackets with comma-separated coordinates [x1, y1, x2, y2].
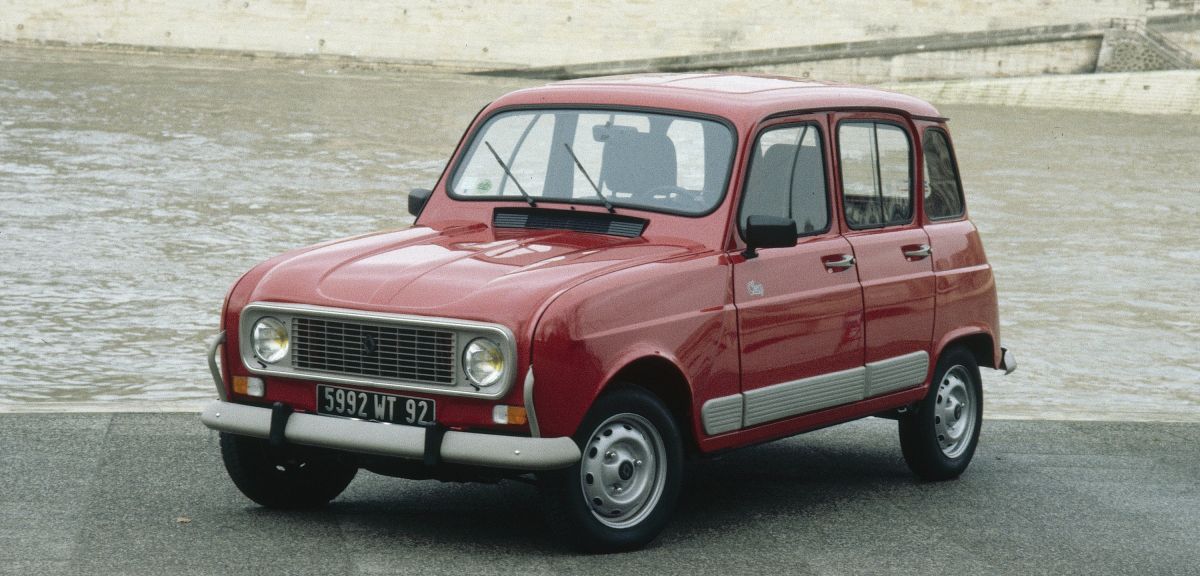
[463, 337, 506, 388]
[251, 316, 290, 364]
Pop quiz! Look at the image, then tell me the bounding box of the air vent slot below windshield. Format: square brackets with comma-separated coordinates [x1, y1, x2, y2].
[492, 208, 647, 238]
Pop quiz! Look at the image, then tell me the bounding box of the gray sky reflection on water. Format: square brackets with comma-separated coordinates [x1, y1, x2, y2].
[0, 51, 1196, 420]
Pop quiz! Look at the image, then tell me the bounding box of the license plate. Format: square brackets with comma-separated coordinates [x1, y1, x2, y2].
[316, 385, 435, 425]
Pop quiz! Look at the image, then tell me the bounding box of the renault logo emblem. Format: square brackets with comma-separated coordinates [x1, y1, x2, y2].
[362, 335, 379, 355]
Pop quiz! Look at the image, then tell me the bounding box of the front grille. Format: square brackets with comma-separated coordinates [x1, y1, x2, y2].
[291, 317, 456, 385]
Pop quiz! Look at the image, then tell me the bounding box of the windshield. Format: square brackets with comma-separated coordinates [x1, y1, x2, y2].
[450, 109, 735, 215]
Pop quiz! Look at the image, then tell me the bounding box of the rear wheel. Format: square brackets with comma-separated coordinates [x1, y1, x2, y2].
[539, 386, 684, 552]
[898, 347, 983, 480]
[220, 433, 358, 509]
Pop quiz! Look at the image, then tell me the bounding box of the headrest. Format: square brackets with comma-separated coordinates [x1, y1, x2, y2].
[747, 144, 798, 198]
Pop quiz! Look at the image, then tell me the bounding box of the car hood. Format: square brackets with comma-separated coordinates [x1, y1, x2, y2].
[244, 223, 702, 328]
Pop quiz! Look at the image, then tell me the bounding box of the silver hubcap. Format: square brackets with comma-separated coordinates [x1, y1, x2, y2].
[934, 365, 977, 459]
[580, 413, 667, 529]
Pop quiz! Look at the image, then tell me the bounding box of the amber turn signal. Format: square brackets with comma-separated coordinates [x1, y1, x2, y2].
[492, 405, 528, 426]
[231, 376, 265, 397]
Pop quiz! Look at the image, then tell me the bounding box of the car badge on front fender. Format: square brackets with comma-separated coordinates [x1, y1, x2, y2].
[747, 280, 765, 297]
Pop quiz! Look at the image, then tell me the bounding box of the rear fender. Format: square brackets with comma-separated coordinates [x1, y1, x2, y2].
[933, 326, 999, 374]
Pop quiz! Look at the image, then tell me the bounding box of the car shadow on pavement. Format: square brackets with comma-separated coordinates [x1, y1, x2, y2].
[256, 420, 916, 555]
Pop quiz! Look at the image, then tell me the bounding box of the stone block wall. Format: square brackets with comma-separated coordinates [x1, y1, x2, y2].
[1099, 29, 1179, 70]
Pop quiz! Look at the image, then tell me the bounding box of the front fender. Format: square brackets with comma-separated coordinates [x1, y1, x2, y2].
[531, 345, 690, 438]
[528, 252, 739, 439]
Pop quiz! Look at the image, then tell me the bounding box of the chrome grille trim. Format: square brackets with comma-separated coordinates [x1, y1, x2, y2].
[291, 317, 457, 385]
[238, 302, 518, 399]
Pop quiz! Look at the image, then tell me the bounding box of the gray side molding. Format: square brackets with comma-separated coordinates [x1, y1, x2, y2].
[743, 367, 866, 427]
[699, 351, 934, 435]
[701, 394, 743, 435]
[865, 351, 929, 397]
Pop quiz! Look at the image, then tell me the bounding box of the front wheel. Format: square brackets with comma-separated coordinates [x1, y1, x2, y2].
[538, 386, 684, 552]
[898, 347, 983, 481]
[220, 433, 358, 509]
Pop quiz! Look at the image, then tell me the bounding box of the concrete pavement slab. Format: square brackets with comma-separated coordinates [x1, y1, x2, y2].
[0, 415, 1196, 576]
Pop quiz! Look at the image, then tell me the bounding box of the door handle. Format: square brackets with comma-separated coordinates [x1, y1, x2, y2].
[903, 244, 932, 259]
[823, 254, 855, 270]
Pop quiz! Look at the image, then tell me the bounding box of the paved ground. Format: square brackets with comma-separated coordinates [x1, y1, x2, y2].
[1, 414, 1197, 576]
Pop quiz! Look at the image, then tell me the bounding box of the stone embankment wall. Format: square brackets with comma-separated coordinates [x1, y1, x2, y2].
[887, 70, 1200, 114]
[745, 18, 1199, 82]
[744, 38, 1103, 84]
[0, 0, 1188, 70]
[509, 23, 1117, 82]
[504, 17, 1198, 81]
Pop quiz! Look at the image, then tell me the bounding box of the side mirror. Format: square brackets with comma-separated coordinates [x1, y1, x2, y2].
[743, 215, 797, 259]
[408, 188, 432, 217]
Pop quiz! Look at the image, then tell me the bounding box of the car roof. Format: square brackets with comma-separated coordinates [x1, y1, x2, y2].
[489, 73, 944, 124]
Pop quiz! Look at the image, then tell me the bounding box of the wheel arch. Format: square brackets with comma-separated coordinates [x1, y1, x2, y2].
[934, 328, 996, 373]
[607, 356, 700, 457]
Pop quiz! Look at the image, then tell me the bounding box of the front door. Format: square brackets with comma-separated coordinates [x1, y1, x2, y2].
[833, 114, 935, 397]
[732, 119, 866, 430]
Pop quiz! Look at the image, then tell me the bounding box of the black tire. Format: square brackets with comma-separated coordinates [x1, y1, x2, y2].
[899, 347, 983, 481]
[219, 433, 358, 509]
[538, 386, 684, 553]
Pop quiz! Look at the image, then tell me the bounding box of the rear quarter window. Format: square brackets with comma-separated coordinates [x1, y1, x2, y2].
[922, 128, 965, 220]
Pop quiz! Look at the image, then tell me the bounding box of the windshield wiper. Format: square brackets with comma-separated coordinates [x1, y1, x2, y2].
[483, 141, 536, 208]
[563, 143, 614, 213]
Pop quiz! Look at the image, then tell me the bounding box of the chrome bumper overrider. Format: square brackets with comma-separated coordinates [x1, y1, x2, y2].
[208, 331, 227, 401]
[1000, 347, 1017, 375]
[200, 401, 580, 471]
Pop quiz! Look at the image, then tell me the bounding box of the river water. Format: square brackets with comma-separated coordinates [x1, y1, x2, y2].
[1, 49, 1196, 420]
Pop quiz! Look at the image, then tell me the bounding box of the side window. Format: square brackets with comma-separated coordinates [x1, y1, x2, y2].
[739, 124, 828, 235]
[922, 129, 965, 220]
[837, 122, 913, 229]
[838, 124, 880, 228]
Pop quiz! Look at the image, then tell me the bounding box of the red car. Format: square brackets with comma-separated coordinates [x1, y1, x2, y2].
[202, 74, 1015, 552]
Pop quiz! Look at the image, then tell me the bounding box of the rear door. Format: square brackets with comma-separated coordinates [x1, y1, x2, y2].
[730, 117, 866, 431]
[832, 113, 935, 396]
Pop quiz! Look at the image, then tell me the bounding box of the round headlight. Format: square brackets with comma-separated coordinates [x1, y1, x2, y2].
[463, 338, 505, 387]
[251, 317, 289, 364]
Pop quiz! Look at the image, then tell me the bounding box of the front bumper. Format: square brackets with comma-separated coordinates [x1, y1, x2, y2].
[201, 401, 580, 471]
